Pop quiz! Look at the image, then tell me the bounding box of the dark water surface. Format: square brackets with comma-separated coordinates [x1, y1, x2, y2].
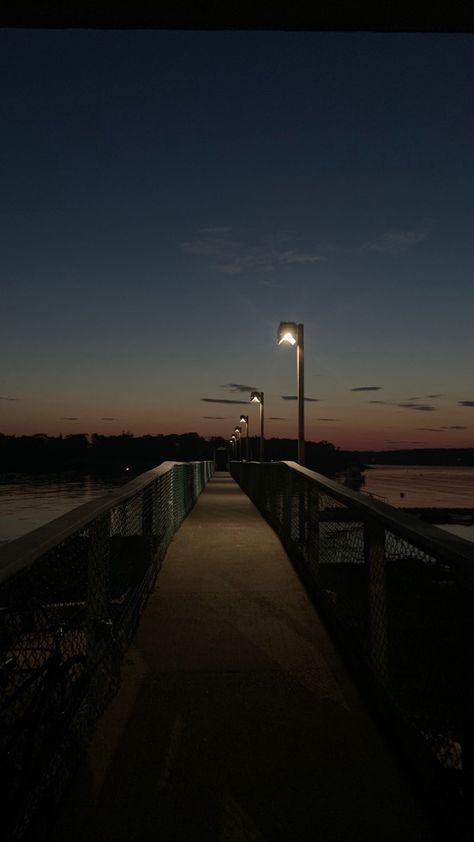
[0, 472, 128, 543]
[362, 465, 474, 509]
[361, 465, 474, 543]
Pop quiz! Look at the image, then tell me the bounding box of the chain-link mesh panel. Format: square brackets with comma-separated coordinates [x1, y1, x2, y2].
[0, 460, 214, 841]
[231, 460, 474, 838]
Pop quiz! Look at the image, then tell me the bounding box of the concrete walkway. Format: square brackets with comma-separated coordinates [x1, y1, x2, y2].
[52, 473, 434, 841]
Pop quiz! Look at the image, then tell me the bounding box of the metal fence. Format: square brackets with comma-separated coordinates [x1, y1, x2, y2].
[231, 460, 474, 839]
[0, 460, 213, 841]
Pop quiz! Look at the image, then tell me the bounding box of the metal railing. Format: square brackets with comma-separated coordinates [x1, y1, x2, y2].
[0, 460, 214, 841]
[231, 460, 474, 839]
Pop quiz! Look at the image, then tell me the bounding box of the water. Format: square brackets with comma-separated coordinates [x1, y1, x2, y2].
[361, 465, 474, 543]
[362, 465, 474, 508]
[0, 472, 128, 544]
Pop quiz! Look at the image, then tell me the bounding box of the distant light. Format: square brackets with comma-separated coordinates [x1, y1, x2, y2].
[277, 321, 298, 345]
[125, 467, 130, 471]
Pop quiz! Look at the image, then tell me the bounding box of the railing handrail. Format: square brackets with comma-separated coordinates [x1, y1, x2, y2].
[0, 461, 211, 586]
[268, 460, 474, 579]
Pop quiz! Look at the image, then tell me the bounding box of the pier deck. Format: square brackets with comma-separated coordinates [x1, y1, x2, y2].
[51, 472, 433, 841]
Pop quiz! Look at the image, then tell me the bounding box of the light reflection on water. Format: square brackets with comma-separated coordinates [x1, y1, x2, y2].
[0, 473, 126, 543]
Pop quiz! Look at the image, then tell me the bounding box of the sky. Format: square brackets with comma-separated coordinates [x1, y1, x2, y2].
[0, 29, 473, 451]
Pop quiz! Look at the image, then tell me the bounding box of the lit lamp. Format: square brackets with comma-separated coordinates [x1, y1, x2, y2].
[250, 390, 264, 462]
[277, 321, 304, 466]
[239, 414, 249, 460]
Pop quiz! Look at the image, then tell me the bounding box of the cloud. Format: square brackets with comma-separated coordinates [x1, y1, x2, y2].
[60, 417, 79, 421]
[203, 416, 226, 419]
[318, 418, 338, 421]
[415, 428, 446, 432]
[407, 397, 420, 401]
[278, 249, 325, 265]
[220, 383, 257, 393]
[458, 401, 474, 407]
[385, 440, 425, 445]
[101, 417, 119, 421]
[426, 394, 442, 398]
[368, 400, 388, 404]
[281, 395, 320, 402]
[366, 222, 433, 256]
[181, 228, 325, 275]
[268, 416, 287, 420]
[443, 425, 468, 430]
[351, 386, 382, 392]
[201, 398, 249, 405]
[0, 395, 19, 401]
[398, 403, 436, 411]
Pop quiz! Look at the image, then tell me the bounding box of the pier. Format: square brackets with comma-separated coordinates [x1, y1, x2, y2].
[1, 461, 474, 840]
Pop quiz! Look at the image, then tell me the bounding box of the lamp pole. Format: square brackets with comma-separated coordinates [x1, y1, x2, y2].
[240, 415, 249, 460]
[234, 427, 242, 461]
[250, 391, 264, 462]
[297, 323, 304, 467]
[278, 322, 305, 466]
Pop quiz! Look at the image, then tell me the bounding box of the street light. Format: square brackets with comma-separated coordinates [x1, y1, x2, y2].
[277, 321, 304, 466]
[250, 390, 264, 462]
[239, 414, 249, 460]
[234, 426, 242, 460]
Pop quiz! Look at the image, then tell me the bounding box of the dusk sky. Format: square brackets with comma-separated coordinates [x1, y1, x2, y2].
[1, 30, 473, 450]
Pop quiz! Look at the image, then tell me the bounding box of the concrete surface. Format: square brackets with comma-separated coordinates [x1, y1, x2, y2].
[51, 473, 434, 841]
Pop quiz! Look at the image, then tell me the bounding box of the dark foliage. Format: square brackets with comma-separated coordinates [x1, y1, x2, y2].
[0, 432, 349, 477]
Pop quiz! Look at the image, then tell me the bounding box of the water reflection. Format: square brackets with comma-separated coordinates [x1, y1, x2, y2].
[0, 473, 126, 543]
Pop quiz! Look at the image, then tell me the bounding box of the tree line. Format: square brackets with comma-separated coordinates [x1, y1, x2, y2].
[1, 432, 470, 475]
[0, 432, 349, 476]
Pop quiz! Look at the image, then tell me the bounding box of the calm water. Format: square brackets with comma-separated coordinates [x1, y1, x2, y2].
[362, 465, 474, 508]
[361, 465, 474, 543]
[0, 473, 128, 544]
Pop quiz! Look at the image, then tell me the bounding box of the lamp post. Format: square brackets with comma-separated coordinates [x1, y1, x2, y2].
[240, 414, 249, 460]
[250, 391, 264, 462]
[277, 321, 304, 466]
[234, 426, 242, 461]
[230, 435, 236, 463]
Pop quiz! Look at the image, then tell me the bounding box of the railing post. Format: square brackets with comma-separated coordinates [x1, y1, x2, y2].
[298, 476, 307, 548]
[364, 518, 389, 684]
[308, 485, 320, 575]
[86, 511, 111, 668]
[142, 482, 154, 537]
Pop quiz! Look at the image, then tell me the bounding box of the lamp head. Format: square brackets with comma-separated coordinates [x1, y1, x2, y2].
[277, 321, 297, 345]
[250, 391, 262, 404]
[239, 415, 248, 424]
